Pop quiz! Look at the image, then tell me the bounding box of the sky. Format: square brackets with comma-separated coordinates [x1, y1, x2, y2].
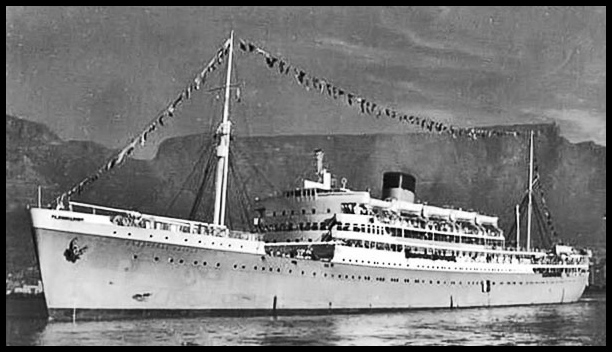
[6, 7, 607, 158]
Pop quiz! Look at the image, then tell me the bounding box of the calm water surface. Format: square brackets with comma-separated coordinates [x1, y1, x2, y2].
[6, 293, 606, 346]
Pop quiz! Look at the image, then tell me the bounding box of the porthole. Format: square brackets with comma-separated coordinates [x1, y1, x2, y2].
[216, 263, 220, 267]
[184, 239, 188, 242]
[194, 261, 198, 265]
[241, 265, 246, 269]
[269, 268, 273, 272]
[277, 268, 281, 273]
[165, 237, 169, 240]
[169, 258, 174, 263]
[149, 235, 153, 238]
[198, 241, 202, 244]
[254, 266, 258, 270]
[154, 256, 159, 262]
[133, 254, 138, 259]
[289, 269, 293, 274]
[128, 233, 132, 236]
[262, 267, 265, 271]
[313, 272, 316, 276]
[203, 261, 207, 266]
[233, 264, 238, 269]
[113, 231, 117, 234]
[301, 271, 305, 275]
[179, 259, 184, 264]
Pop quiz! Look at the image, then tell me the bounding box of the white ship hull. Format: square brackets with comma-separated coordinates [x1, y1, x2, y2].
[31, 208, 588, 321]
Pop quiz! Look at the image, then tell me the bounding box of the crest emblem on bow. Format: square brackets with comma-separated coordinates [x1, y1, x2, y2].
[64, 238, 88, 263]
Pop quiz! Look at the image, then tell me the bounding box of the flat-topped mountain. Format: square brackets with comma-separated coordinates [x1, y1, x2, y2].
[6, 114, 606, 272]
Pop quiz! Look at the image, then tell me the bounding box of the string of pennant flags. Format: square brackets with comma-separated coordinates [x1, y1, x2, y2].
[52, 39, 231, 207]
[237, 38, 521, 140]
[532, 161, 558, 240]
[53, 35, 530, 207]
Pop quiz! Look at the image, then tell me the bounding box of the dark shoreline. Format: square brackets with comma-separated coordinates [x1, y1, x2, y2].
[584, 286, 606, 294]
[5, 294, 47, 318]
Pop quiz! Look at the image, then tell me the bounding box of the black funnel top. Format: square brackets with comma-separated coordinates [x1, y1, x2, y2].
[382, 172, 416, 193]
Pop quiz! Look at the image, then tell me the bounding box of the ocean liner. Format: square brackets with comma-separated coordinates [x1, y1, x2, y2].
[29, 32, 590, 321]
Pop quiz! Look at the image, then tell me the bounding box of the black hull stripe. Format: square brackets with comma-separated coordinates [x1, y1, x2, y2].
[49, 301, 578, 322]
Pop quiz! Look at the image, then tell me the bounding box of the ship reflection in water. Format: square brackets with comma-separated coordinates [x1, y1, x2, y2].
[6, 292, 606, 346]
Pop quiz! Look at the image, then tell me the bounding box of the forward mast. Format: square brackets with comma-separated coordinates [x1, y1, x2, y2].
[213, 31, 235, 226]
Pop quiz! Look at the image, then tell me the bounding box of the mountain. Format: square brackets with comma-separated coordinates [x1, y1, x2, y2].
[5, 114, 606, 272]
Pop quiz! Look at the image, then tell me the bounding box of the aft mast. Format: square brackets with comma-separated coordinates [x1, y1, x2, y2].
[526, 130, 535, 251]
[213, 30, 234, 226]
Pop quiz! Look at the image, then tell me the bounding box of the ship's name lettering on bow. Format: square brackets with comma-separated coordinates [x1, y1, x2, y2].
[52, 215, 84, 222]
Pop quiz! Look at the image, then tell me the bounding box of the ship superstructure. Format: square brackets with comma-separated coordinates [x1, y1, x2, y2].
[28, 32, 590, 321]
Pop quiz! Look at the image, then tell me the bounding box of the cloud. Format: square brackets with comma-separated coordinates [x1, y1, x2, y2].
[377, 9, 499, 63]
[541, 109, 606, 145]
[313, 37, 395, 64]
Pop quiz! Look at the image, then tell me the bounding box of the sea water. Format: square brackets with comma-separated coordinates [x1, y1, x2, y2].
[6, 292, 606, 346]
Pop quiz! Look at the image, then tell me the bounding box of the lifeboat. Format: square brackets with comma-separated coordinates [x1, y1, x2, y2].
[449, 210, 477, 223]
[422, 205, 452, 220]
[475, 214, 499, 227]
[396, 201, 424, 215]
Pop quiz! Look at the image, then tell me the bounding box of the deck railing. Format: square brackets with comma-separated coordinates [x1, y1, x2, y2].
[67, 201, 262, 242]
